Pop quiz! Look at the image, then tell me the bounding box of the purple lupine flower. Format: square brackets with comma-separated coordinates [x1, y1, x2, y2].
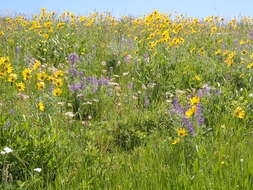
[197, 89, 204, 98]
[98, 77, 109, 85]
[69, 84, 83, 91]
[187, 94, 193, 99]
[49, 87, 54, 93]
[183, 116, 195, 135]
[16, 46, 21, 54]
[68, 68, 79, 77]
[233, 40, 239, 45]
[196, 103, 205, 127]
[172, 97, 184, 114]
[9, 109, 15, 115]
[144, 53, 149, 61]
[203, 86, 211, 95]
[144, 53, 148, 58]
[68, 53, 79, 66]
[5, 120, 11, 128]
[128, 82, 133, 89]
[197, 116, 205, 127]
[124, 55, 132, 63]
[222, 42, 226, 49]
[196, 103, 202, 115]
[86, 77, 98, 85]
[215, 89, 222, 96]
[92, 87, 98, 93]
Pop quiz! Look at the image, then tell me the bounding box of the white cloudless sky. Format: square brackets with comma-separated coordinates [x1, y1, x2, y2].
[0, 0, 253, 18]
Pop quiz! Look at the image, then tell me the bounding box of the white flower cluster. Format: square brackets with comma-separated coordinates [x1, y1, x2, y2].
[0, 147, 13, 155]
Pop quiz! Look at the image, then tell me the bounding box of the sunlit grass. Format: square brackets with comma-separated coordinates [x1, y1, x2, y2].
[0, 9, 253, 189]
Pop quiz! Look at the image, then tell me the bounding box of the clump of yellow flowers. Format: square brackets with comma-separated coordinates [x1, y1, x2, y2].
[172, 128, 188, 145]
[233, 107, 245, 119]
[185, 96, 200, 118]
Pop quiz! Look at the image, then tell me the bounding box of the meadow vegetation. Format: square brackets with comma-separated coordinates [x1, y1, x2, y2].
[0, 9, 253, 189]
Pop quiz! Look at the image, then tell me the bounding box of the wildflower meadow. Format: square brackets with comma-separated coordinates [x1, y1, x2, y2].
[0, 9, 253, 189]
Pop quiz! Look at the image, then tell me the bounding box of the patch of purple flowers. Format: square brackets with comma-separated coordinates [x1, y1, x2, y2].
[172, 85, 219, 135]
[67, 53, 110, 93]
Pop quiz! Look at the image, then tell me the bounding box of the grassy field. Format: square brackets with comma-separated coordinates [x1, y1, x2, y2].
[0, 9, 253, 189]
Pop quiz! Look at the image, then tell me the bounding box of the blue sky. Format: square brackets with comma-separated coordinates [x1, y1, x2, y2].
[0, 0, 253, 18]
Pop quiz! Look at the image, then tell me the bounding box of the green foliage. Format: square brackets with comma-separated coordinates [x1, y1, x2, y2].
[0, 10, 253, 189]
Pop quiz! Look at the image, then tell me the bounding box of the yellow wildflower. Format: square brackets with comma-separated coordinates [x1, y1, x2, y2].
[36, 73, 47, 81]
[195, 75, 201, 81]
[38, 102, 45, 111]
[53, 88, 62, 96]
[32, 60, 41, 70]
[0, 71, 4, 78]
[5, 64, 13, 73]
[185, 105, 197, 118]
[190, 96, 200, 105]
[36, 82, 45, 90]
[22, 68, 32, 80]
[177, 128, 187, 137]
[54, 78, 63, 87]
[172, 138, 180, 145]
[53, 70, 64, 78]
[47, 76, 55, 83]
[7, 73, 17, 82]
[247, 62, 253, 69]
[16, 82, 25, 91]
[233, 107, 245, 119]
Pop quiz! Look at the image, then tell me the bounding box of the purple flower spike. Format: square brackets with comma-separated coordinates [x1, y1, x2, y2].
[197, 116, 205, 127]
[92, 87, 98, 93]
[172, 97, 184, 114]
[86, 77, 98, 85]
[68, 53, 79, 66]
[98, 77, 109, 85]
[196, 103, 202, 115]
[183, 116, 195, 135]
[215, 89, 222, 96]
[68, 68, 79, 77]
[16, 46, 21, 54]
[69, 84, 83, 91]
[196, 103, 205, 127]
[128, 82, 133, 89]
[197, 89, 204, 98]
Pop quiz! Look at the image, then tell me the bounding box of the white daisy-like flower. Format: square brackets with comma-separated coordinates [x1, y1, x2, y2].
[0, 147, 13, 155]
[65, 112, 74, 118]
[34, 168, 42, 173]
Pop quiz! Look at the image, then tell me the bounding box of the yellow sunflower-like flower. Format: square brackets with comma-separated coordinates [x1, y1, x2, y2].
[53, 70, 64, 78]
[36, 81, 45, 90]
[177, 128, 187, 137]
[36, 72, 47, 81]
[32, 60, 41, 71]
[233, 107, 245, 119]
[38, 102, 45, 111]
[190, 96, 200, 105]
[22, 68, 32, 80]
[53, 88, 62, 96]
[54, 78, 63, 87]
[7, 73, 17, 83]
[5, 64, 13, 74]
[16, 82, 25, 91]
[185, 105, 197, 118]
[0, 71, 4, 78]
